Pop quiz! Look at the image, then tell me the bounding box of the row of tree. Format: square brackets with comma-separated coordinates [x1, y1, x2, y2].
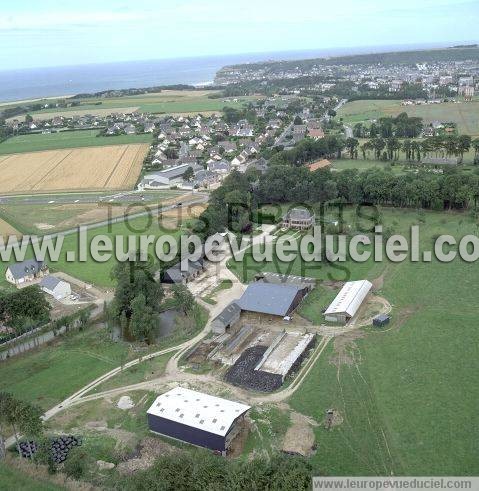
[196, 165, 479, 238]
[352, 113, 424, 139]
[119, 451, 314, 491]
[345, 134, 478, 163]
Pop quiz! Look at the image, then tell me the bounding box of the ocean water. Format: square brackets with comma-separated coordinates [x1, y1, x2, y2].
[0, 43, 447, 103]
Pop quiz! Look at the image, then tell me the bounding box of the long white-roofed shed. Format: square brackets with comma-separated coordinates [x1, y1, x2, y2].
[324, 280, 373, 324]
[147, 387, 250, 454]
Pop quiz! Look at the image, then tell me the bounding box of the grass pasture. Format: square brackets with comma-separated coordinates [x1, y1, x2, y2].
[0, 213, 185, 287]
[277, 207, 479, 476]
[0, 143, 148, 194]
[0, 129, 152, 154]
[338, 99, 479, 137]
[0, 191, 186, 235]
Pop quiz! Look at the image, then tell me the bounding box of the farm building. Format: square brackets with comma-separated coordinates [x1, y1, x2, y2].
[282, 208, 315, 230]
[237, 282, 309, 318]
[5, 260, 49, 286]
[162, 258, 205, 284]
[147, 387, 250, 454]
[162, 234, 225, 284]
[40, 276, 71, 300]
[211, 302, 242, 335]
[138, 163, 202, 190]
[324, 280, 373, 324]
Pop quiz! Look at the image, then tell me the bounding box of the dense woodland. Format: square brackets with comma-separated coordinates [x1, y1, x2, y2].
[197, 159, 479, 237]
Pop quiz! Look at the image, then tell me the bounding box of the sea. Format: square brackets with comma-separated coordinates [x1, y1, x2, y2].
[0, 43, 450, 103]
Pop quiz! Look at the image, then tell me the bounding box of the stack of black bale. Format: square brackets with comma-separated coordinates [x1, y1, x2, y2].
[226, 346, 283, 392]
[17, 435, 82, 463]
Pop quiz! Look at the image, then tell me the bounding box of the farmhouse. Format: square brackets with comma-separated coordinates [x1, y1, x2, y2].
[147, 387, 250, 454]
[308, 128, 325, 140]
[324, 280, 373, 324]
[163, 258, 205, 284]
[6, 260, 49, 286]
[282, 208, 315, 230]
[40, 276, 71, 300]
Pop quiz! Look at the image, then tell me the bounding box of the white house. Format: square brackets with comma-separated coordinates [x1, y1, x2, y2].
[40, 276, 71, 300]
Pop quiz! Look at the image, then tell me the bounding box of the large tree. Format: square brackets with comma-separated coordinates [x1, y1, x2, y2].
[111, 258, 163, 341]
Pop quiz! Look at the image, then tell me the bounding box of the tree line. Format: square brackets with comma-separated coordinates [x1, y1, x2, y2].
[346, 134, 478, 163]
[352, 113, 423, 139]
[118, 451, 314, 491]
[196, 165, 479, 238]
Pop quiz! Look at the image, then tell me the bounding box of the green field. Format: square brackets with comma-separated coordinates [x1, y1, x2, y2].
[0, 326, 130, 409]
[0, 306, 207, 410]
[0, 130, 152, 155]
[268, 207, 479, 476]
[0, 461, 63, 490]
[10, 90, 259, 118]
[0, 191, 186, 235]
[0, 214, 184, 287]
[338, 99, 479, 137]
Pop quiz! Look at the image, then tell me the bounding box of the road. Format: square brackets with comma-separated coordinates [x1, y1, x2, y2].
[274, 121, 294, 147]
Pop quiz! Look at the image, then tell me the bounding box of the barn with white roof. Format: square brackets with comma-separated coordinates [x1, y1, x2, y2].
[324, 280, 373, 324]
[147, 387, 250, 454]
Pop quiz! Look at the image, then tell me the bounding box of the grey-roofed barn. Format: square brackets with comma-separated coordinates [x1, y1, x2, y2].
[211, 302, 241, 334]
[237, 282, 307, 317]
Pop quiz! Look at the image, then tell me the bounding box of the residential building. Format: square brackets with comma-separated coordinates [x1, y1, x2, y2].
[282, 208, 315, 230]
[6, 260, 49, 286]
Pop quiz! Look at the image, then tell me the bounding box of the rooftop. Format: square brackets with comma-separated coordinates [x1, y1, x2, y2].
[237, 282, 304, 317]
[325, 280, 373, 317]
[147, 387, 250, 437]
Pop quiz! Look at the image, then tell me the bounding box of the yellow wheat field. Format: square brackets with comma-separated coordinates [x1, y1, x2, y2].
[0, 144, 148, 194]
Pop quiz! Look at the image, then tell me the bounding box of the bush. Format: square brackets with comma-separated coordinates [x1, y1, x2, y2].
[63, 447, 89, 480]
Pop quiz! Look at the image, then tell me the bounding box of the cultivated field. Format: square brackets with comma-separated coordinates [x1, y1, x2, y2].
[0, 144, 148, 194]
[0, 129, 152, 154]
[0, 190, 187, 234]
[0, 216, 20, 240]
[338, 99, 479, 137]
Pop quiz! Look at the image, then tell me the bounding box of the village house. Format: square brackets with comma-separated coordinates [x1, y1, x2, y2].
[40, 276, 72, 300]
[6, 260, 49, 287]
[282, 208, 315, 230]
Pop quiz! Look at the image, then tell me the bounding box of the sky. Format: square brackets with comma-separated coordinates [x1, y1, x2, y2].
[1, 0, 478, 70]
